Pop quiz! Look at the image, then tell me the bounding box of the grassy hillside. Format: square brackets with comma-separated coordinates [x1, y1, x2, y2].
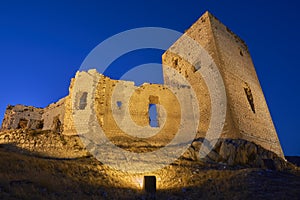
[0, 142, 299, 200]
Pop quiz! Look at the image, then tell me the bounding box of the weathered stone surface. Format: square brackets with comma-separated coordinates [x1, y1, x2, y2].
[0, 11, 284, 160]
[1, 105, 43, 130]
[42, 97, 65, 131]
[162, 11, 283, 158]
[187, 138, 287, 170]
[0, 129, 88, 158]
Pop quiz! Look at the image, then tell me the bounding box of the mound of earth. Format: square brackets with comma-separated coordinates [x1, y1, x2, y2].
[0, 129, 299, 199]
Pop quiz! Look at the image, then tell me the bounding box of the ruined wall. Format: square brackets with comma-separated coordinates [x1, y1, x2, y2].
[42, 97, 65, 132]
[163, 11, 283, 158]
[94, 75, 182, 149]
[63, 70, 194, 148]
[0, 129, 88, 158]
[0, 11, 284, 159]
[162, 12, 239, 141]
[1, 99, 66, 133]
[1, 105, 43, 130]
[63, 77, 77, 135]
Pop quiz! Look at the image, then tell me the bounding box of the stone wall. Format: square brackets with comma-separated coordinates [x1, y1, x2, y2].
[207, 12, 283, 157]
[1, 99, 65, 133]
[62, 77, 76, 135]
[94, 74, 182, 148]
[1, 105, 43, 130]
[42, 97, 65, 132]
[0, 129, 88, 158]
[0, 11, 284, 159]
[162, 11, 283, 158]
[63, 70, 194, 147]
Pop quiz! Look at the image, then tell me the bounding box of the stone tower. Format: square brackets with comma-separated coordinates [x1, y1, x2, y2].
[162, 11, 284, 158]
[0, 11, 284, 160]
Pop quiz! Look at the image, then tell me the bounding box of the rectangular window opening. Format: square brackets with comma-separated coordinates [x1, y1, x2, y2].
[149, 104, 159, 127]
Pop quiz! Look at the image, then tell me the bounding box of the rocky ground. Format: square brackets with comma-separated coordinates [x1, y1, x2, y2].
[0, 129, 299, 199]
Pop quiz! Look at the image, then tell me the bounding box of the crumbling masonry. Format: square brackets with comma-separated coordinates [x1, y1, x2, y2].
[1, 11, 284, 158]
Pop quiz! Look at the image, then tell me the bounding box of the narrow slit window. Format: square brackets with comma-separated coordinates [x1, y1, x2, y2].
[240, 50, 244, 56]
[79, 92, 88, 110]
[244, 84, 255, 113]
[149, 104, 159, 127]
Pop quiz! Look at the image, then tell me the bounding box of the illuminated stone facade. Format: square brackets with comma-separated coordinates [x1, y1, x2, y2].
[1, 11, 284, 158]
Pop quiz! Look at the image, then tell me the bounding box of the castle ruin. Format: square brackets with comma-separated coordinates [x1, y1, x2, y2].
[1, 11, 284, 159]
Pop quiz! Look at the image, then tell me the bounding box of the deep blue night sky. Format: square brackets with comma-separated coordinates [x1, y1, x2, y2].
[0, 0, 299, 155]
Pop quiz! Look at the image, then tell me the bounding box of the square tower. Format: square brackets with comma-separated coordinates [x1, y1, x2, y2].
[162, 11, 284, 158]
